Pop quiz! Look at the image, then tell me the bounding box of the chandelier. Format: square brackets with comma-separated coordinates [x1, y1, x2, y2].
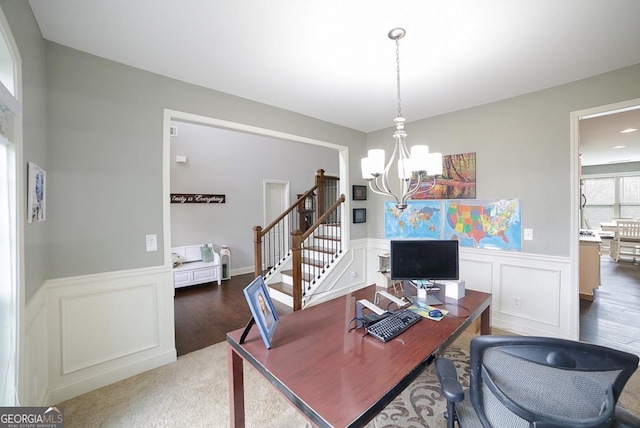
[361, 28, 443, 211]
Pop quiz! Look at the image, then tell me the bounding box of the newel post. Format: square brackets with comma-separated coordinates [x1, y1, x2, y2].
[253, 226, 263, 278]
[316, 169, 326, 216]
[291, 229, 303, 311]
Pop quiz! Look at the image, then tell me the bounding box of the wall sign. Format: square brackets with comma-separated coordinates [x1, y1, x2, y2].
[171, 193, 226, 204]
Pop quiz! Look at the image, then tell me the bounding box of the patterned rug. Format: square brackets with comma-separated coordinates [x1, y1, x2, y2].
[366, 346, 471, 428]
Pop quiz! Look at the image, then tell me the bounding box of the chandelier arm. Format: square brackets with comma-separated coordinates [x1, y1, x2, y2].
[367, 179, 402, 205]
[401, 174, 436, 206]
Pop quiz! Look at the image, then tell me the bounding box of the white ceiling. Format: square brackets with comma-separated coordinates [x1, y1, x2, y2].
[28, 0, 640, 164]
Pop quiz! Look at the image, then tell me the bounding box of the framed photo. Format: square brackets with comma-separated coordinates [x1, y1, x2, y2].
[352, 185, 367, 201]
[243, 276, 279, 349]
[27, 162, 46, 223]
[353, 208, 366, 224]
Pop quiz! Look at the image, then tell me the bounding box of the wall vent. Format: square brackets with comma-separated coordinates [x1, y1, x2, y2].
[169, 125, 178, 137]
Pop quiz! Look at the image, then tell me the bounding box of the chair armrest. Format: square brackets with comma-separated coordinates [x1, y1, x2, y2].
[435, 357, 464, 402]
[613, 404, 640, 428]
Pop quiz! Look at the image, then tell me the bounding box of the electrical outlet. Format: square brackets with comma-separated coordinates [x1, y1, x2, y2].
[351, 271, 357, 280]
[513, 296, 521, 309]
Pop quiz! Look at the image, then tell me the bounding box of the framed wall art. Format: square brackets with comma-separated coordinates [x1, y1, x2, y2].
[27, 162, 46, 223]
[353, 208, 367, 224]
[242, 276, 279, 349]
[352, 185, 367, 201]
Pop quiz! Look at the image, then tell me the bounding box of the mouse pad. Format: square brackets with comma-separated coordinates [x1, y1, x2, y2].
[407, 304, 449, 321]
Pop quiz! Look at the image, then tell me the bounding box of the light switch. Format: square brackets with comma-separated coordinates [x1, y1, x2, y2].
[524, 229, 533, 241]
[146, 234, 158, 252]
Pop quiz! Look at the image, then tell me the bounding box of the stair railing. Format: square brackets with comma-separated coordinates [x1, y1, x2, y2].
[253, 186, 317, 280]
[291, 194, 345, 310]
[253, 169, 342, 310]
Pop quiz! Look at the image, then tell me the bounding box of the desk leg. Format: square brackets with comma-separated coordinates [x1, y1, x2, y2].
[480, 305, 491, 335]
[228, 345, 245, 428]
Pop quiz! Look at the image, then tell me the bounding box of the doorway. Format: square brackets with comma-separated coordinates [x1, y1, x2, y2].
[164, 109, 350, 354]
[574, 98, 640, 356]
[264, 180, 290, 268]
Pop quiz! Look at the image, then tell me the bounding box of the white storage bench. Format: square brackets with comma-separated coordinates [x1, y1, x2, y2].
[171, 244, 221, 288]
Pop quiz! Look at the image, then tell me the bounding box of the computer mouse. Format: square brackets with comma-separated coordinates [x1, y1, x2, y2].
[428, 309, 443, 318]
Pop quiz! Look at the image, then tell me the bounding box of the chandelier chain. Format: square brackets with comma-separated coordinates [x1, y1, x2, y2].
[396, 38, 402, 118]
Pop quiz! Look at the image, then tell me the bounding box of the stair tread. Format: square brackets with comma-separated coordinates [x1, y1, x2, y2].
[314, 234, 340, 241]
[269, 281, 293, 296]
[281, 269, 314, 282]
[305, 245, 335, 254]
[302, 257, 325, 267]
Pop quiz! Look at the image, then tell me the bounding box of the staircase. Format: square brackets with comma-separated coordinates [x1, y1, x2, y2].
[253, 169, 345, 310]
[268, 223, 341, 307]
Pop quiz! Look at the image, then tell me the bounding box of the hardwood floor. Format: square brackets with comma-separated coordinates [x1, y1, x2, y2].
[175, 257, 640, 357]
[580, 255, 640, 357]
[174, 273, 292, 356]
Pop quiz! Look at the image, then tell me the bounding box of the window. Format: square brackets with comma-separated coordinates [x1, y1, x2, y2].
[619, 176, 640, 220]
[0, 6, 19, 405]
[581, 174, 640, 228]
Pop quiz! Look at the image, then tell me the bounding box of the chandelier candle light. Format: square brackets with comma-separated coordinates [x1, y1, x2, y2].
[361, 28, 443, 211]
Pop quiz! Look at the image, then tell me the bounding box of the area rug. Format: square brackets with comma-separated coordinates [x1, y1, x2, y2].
[58, 330, 639, 427]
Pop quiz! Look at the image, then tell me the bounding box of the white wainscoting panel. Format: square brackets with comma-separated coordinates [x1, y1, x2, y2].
[45, 266, 175, 404]
[365, 239, 574, 340]
[499, 264, 561, 326]
[61, 283, 159, 374]
[305, 239, 368, 307]
[458, 258, 493, 294]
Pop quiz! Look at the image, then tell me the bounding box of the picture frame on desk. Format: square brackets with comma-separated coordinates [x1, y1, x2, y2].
[243, 276, 279, 349]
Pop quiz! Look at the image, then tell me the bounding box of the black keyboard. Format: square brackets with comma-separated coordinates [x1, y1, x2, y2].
[366, 308, 422, 342]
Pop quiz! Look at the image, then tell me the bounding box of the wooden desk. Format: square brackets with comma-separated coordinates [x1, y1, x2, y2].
[227, 285, 491, 427]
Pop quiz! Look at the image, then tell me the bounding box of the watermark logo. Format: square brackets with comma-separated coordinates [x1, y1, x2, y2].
[0, 406, 64, 428]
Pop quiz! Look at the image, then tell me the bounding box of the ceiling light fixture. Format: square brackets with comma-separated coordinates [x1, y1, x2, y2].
[620, 128, 638, 134]
[360, 28, 442, 211]
[612, 145, 626, 149]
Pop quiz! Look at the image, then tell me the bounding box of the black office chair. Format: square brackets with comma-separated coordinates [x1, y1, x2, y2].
[435, 336, 640, 428]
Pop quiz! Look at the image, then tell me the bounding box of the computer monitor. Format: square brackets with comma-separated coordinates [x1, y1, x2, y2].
[390, 239, 459, 303]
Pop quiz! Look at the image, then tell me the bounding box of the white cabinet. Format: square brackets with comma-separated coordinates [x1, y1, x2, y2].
[173, 261, 220, 287]
[171, 244, 221, 288]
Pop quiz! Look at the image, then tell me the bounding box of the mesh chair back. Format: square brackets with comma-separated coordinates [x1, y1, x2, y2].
[469, 336, 638, 428]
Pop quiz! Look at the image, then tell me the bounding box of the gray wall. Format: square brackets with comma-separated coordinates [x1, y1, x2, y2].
[169, 121, 339, 270]
[5, 0, 640, 297]
[43, 41, 363, 281]
[364, 64, 640, 257]
[3, 0, 365, 301]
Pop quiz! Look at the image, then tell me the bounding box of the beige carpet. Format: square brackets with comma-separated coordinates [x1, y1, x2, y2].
[59, 330, 640, 427]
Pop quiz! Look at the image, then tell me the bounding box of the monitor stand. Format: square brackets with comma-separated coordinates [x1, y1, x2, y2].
[403, 280, 443, 306]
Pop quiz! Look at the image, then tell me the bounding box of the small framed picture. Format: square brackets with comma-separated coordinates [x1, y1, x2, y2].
[27, 162, 46, 223]
[352, 185, 367, 201]
[243, 276, 279, 349]
[353, 208, 367, 224]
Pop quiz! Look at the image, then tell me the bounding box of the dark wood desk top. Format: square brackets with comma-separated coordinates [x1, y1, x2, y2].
[227, 285, 491, 427]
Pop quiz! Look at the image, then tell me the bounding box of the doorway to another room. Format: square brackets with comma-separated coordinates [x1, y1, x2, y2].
[165, 110, 347, 356]
[576, 99, 640, 357]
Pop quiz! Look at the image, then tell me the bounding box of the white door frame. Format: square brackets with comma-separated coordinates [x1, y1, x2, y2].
[162, 109, 350, 265]
[569, 97, 640, 340]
